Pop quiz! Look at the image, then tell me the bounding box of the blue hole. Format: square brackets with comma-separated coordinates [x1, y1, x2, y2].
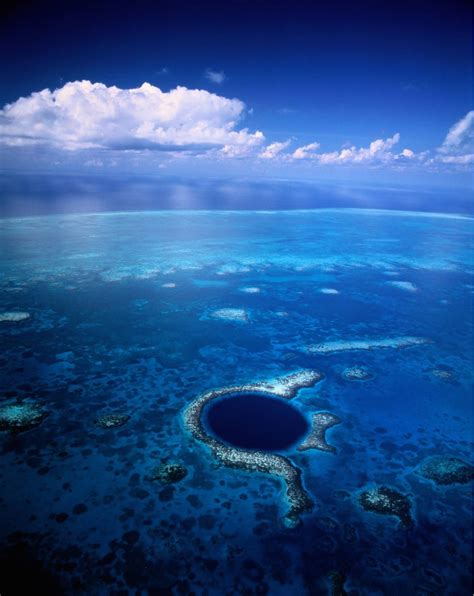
[205, 392, 309, 451]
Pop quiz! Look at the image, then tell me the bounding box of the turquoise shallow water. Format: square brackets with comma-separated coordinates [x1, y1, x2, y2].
[0, 209, 472, 593]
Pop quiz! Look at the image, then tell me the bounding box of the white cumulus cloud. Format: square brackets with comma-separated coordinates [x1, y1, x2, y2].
[2, 81, 472, 174]
[290, 133, 405, 165]
[259, 140, 291, 159]
[0, 80, 263, 153]
[256, 134, 424, 166]
[292, 142, 320, 160]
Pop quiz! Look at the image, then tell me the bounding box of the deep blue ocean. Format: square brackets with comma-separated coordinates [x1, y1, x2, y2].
[0, 178, 472, 594]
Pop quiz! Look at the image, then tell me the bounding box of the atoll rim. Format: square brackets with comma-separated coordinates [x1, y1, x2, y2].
[183, 370, 327, 526]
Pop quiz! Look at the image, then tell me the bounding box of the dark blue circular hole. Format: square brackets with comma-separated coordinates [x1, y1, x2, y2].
[204, 392, 309, 451]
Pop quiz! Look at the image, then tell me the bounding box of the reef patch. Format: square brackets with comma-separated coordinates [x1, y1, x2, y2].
[430, 368, 456, 382]
[386, 281, 418, 292]
[209, 308, 249, 323]
[0, 311, 30, 322]
[358, 485, 413, 527]
[0, 402, 48, 433]
[297, 412, 341, 453]
[95, 413, 130, 429]
[341, 366, 375, 381]
[148, 462, 188, 484]
[306, 336, 429, 354]
[418, 456, 473, 485]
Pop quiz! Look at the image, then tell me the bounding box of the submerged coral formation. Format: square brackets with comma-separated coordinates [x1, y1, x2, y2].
[359, 486, 413, 527]
[149, 462, 188, 484]
[0, 402, 48, 432]
[243, 370, 324, 399]
[418, 456, 473, 485]
[297, 412, 341, 453]
[95, 413, 130, 429]
[0, 311, 30, 322]
[430, 368, 456, 381]
[183, 370, 324, 527]
[386, 281, 418, 292]
[307, 336, 428, 354]
[341, 366, 374, 381]
[209, 308, 249, 322]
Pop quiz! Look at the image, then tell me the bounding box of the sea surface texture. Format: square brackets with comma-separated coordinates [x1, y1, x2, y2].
[0, 208, 472, 594]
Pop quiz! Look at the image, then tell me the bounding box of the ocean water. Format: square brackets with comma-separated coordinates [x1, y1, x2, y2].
[0, 204, 472, 594]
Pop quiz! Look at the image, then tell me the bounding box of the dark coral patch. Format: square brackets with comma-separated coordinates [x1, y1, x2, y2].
[359, 486, 413, 527]
[122, 530, 140, 544]
[148, 462, 188, 484]
[0, 402, 48, 433]
[94, 413, 130, 429]
[418, 456, 473, 485]
[72, 504, 87, 515]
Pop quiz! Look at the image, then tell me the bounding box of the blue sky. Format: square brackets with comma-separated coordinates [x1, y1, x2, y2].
[0, 0, 472, 187]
